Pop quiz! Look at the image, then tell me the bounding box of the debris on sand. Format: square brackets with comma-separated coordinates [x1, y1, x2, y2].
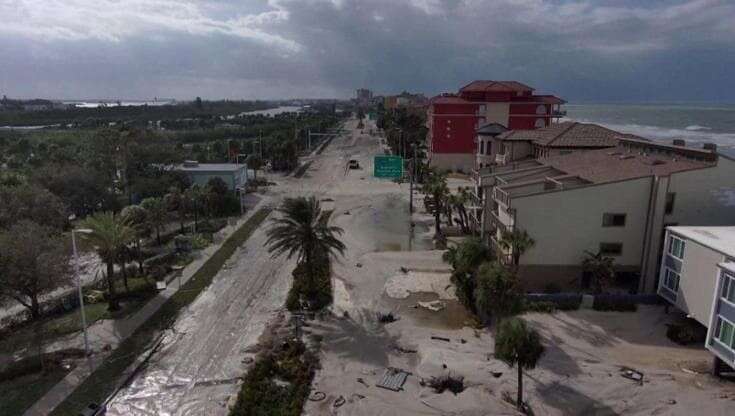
[491, 371, 503, 378]
[333, 395, 346, 408]
[431, 336, 451, 342]
[357, 377, 370, 387]
[427, 374, 465, 395]
[393, 344, 418, 354]
[355, 262, 362, 268]
[309, 391, 326, 401]
[400, 266, 409, 274]
[418, 300, 446, 312]
[376, 367, 410, 391]
[621, 367, 644, 385]
[377, 311, 398, 323]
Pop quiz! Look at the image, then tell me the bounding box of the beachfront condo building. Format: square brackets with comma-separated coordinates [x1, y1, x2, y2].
[426, 80, 564, 172]
[473, 138, 735, 293]
[656, 226, 735, 375]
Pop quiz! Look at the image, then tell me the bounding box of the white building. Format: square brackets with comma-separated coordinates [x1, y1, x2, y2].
[174, 161, 248, 192]
[658, 226, 735, 374]
[473, 137, 735, 293]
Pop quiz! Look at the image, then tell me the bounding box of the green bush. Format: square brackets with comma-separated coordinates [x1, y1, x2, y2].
[523, 301, 557, 313]
[286, 256, 332, 312]
[592, 296, 637, 312]
[231, 338, 317, 416]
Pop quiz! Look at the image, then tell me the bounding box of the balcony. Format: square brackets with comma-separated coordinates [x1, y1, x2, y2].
[552, 109, 567, 117]
[493, 187, 511, 207]
[495, 153, 508, 165]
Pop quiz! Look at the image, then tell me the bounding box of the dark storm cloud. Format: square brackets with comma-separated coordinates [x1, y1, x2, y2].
[1, 0, 734, 101]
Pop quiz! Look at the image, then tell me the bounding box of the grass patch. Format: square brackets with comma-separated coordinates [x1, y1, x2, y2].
[49, 208, 271, 416]
[230, 337, 318, 416]
[0, 279, 154, 357]
[0, 365, 71, 415]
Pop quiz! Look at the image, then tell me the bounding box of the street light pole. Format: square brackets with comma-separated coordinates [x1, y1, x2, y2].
[71, 229, 91, 358]
[410, 143, 416, 214]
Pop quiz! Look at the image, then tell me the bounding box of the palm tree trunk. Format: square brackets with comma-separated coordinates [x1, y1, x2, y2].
[121, 259, 130, 293]
[106, 262, 120, 311]
[156, 227, 161, 246]
[517, 366, 523, 410]
[136, 239, 144, 275]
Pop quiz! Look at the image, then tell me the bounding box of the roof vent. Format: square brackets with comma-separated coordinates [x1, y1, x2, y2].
[183, 160, 199, 167]
[673, 139, 686, 147]
[703, 143, 718, 152]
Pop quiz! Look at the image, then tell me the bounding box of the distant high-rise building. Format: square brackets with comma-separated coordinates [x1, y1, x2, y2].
[355, 88, 373, 104]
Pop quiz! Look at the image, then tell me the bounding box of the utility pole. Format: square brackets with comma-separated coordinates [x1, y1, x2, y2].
[410, 143, 416, 214]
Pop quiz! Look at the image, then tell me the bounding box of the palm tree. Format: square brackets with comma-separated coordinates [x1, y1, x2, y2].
[184, 185, 204, 232]
[121, 204, 148, 275]
[422, 169, 449, 237]
[81, 212, 136, 311]
[265, 196, 345, 290]
[164, 187, 186, 233]
[498, 228, 535, 268]
[495, 318, 545, 411]
[141, 197, 167, 245]
[475, 262, 522, 323]
[582, 250, 616, 293]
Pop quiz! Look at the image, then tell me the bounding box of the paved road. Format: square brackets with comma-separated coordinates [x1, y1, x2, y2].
[106, 118, 379, 415]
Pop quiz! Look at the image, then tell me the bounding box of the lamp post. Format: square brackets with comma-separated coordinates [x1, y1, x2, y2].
[410, 143, 416, 214]
[71, 228, 93, 358]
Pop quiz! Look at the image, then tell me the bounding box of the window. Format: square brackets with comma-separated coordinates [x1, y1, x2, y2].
[715, 317, 735, 349]
[599, 243, 623, 256]
[486, 141, 492, 155]
[602, 213, 627, 227]
[663, 268, 680, 292]
[480, 141, 485, 155]
[534, 118, 545, 128]
[536, 104, 546, 115]
[665, 193, 676, 214]
[668, 235, 685, 259]
[722, 272, 735, 304]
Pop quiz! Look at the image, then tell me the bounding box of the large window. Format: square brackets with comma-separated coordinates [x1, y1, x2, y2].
[602, 213, 627, 227]
[663, 268, 680, 292]
[668, 235, 685, 259]
[599, 243, 623, 256]
[715, 317, 735, 350]
[722, 272, 735, 304]
[486, 141, 492, 155]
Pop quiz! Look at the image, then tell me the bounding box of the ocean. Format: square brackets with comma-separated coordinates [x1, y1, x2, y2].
[564, 103, 735, 151]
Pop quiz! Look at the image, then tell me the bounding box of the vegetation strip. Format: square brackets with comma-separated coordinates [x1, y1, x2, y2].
[49, 207, 272, 416]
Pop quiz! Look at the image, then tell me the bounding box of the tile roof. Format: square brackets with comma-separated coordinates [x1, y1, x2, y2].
[540, 145, 715, 184]
[459, 80, 534, 93]
[497, 122, 640, 148]
[429, 94, 473, 105]
[476, 122, 509, 136]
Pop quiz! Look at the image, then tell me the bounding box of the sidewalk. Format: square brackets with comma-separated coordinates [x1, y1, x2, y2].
[24, 198, 270, 416]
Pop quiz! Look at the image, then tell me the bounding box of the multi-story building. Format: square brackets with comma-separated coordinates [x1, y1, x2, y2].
[427, 80, 564, 172]
[355, 88, 373, 105]
[474, 138, 735, 293]
[657, 226, 735, 375]
[384, 91, 428, 110]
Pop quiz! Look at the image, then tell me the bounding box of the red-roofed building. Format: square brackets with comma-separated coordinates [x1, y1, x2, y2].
[427, 81, 565, 172]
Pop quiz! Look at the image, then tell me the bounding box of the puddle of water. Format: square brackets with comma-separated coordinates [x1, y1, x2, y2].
[386, 292, 476, 330]
[360, 194, 433, 252]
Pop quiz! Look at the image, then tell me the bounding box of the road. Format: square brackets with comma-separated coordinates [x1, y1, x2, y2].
[106, 118, 387, 415]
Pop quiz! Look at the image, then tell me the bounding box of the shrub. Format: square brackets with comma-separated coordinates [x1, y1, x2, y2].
[592, 296, 637, 312]
[523, 301, 557, 313]
[231, 338, 318, 416]
[286, 256, 332, 312]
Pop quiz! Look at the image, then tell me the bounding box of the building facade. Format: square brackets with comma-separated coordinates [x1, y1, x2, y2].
[175, 161, 248, 191]
[657, 226, 735, 374]
[474, 138, 735, 293]
[427, 80, 564, 172]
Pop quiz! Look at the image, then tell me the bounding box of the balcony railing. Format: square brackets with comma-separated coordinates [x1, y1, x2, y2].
[552, 110, 567, 117]
[493, 187, 511, 207]
[495, 153, 508, 165]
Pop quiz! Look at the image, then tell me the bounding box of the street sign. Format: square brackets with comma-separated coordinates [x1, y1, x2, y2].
[374, 155, 403, 178]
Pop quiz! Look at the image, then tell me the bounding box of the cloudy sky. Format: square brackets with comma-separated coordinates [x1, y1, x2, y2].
[1, 0, 734, 102]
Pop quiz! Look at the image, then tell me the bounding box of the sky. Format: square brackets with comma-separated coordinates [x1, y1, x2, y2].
[1, 0, 734, 102]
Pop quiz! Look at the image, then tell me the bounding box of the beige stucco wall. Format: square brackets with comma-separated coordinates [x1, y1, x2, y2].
[429, 153, 475, 173]
[666, 233, 724, 326]
[512, 177, 653, 268]
[482, 103, 509, 125]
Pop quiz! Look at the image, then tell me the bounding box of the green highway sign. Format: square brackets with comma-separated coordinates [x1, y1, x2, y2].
[374, 155, 403, 178]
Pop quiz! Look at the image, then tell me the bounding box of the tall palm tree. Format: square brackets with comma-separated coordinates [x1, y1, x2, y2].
[495, 318, 545, 410]
[81, 212, 136, 311]
[422, 169, 449, 237]
[141, 197, 167, 245]
[498, 228, 535, 268]
[121, 204, 148, 275]
[265, 196, 345, 287]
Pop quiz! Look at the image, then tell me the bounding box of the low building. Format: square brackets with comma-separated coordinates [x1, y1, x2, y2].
[474, 138, 735, 293]
[476, 121, 641, 169]
[657, 226, 735, 375]
[174, 161, 248, 191]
